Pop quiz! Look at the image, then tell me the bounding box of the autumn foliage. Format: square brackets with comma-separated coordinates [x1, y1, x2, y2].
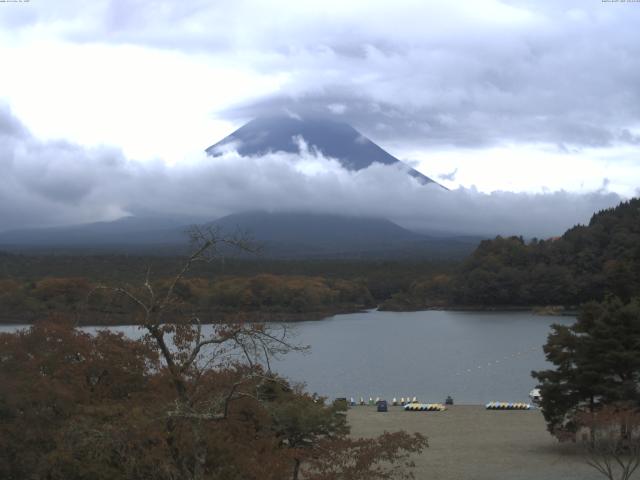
[0, 274, 374, 324]
[0, 320, 426, 480]
[0, 229, 425, 480]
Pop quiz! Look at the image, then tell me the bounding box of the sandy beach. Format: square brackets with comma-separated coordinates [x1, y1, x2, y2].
[348, 405, 604, 480]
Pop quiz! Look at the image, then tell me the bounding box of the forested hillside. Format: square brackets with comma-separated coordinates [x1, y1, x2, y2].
[381, 198, 640, 309]
[451, 198, 640, 306]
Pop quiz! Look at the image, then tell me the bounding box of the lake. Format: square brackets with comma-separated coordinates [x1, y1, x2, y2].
[0, 309, 573, 404]
[270, 310, 573, 404]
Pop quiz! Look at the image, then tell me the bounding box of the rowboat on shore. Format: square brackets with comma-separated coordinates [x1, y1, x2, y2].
[485, 401, 531, 410]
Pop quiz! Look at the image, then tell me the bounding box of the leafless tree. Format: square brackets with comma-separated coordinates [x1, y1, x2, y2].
[578, 405, 640, 480]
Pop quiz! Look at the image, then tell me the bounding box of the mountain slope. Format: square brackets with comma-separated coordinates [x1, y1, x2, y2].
[0, 212, 480, 259]
[212, 211, 421, 244]
[206, 115, 438, 185]
[210, 211, 478, 258]
[0, 216, 195, 248]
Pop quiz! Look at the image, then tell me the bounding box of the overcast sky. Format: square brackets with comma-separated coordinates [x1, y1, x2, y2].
[0, 1, 638, 235]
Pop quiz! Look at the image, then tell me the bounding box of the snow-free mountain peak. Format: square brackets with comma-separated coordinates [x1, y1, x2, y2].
[206, 114, 438, 185]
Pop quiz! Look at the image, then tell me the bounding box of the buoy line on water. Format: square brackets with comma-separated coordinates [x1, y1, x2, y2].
[343, 345, 542, 406]
[453, 345, 540, 377]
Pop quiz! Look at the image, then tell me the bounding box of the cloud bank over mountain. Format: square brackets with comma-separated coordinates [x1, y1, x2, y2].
[3, 0, 639, 154]
[0, 106, 622, 238]
[1, 1, 640, 198]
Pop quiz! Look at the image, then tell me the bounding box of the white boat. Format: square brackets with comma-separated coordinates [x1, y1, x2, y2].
[529, 388, 541, 403]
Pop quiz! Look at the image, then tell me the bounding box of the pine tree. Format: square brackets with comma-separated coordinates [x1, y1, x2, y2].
[532, 297, 640, 439]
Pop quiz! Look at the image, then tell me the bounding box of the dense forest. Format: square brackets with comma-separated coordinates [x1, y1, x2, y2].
[0, 253, 453, 299]
[0, 274, 376, 325]
[385, 198, 640, 309]
[0, 254, 453, 324]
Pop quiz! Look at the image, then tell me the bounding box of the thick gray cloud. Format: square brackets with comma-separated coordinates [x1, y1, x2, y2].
[0, 106, 622, 237]
[3, 0, 639, 151]
[0, 105, 131, 228]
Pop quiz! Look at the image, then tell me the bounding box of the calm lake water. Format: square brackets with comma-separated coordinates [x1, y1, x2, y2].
[269, 310, 574, 404]
[0, 310, 574, 404]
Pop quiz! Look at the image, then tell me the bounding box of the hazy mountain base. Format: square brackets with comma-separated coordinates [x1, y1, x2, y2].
[0, 212, 481, 260]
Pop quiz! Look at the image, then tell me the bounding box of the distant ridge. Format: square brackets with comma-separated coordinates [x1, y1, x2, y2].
[212, 210, 421, 248]
[0, 212, 480, 259]
[206, 114, 440, 186]
[209, 211, 479, 259]
[0, 216, 193, 247]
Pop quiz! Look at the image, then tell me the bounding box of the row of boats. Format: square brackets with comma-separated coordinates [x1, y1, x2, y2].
[404, 403, 447, 411]
[485, 401, 532, 410]
[348, 396, 449, 406]
[344, 389, 542, 410]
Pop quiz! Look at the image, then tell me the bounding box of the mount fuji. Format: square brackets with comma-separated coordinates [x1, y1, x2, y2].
[0, 115, 476, 257]
[206, 114, 439, 186]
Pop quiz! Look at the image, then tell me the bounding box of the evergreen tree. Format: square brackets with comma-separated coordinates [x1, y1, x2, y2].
[532, 297, 640, 439]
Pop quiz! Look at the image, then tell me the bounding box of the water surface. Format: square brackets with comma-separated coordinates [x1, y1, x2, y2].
[0, 310, 573, 404]
[269, 310, 573, 404]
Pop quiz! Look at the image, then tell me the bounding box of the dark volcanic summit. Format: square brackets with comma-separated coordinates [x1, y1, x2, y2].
[206, 114, 437, 185]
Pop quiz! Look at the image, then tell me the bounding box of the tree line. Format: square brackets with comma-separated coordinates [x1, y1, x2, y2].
[0, 274, 375, 324]
[0, 252, 454, 313]
[456, 198, 640, 306]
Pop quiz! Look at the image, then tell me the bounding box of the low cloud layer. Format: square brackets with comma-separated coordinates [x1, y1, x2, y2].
[0, 106, 622, 238]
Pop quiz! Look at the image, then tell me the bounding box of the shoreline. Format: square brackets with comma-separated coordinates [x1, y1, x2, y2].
[0, 304, 577, 327]
[379, 304, 578, 316]
[0, 305, 370, 327]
